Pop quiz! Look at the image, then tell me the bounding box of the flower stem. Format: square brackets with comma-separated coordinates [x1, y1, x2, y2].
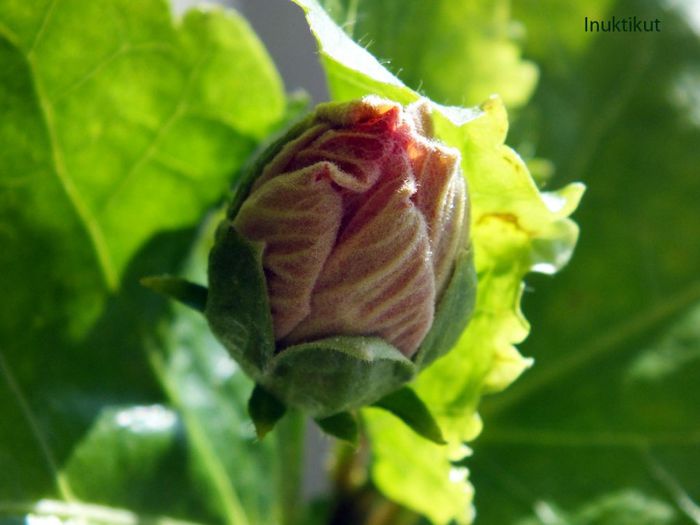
[276, 409, 306, 525]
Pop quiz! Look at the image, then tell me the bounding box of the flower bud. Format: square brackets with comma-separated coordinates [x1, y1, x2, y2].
[203, 96, 476, 421]
[232, 96, 468, 358]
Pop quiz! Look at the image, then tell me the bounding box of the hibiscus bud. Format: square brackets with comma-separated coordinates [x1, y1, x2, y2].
[233, 96, 468, 358]
[203, 96, 476, 421]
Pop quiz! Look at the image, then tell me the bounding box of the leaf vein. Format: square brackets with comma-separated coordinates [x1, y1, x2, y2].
[50, 41, 178, 103]
[645, 451, 700, 524]
[146, 349, 252, 525]
[27, 53, 119, 290]
[28, 0, 58, 55]
[0, 351, 75, 500]
[100, 52, 212, 213]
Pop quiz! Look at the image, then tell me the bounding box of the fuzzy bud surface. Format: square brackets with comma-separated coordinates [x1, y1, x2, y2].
[233, 96, 469, 358]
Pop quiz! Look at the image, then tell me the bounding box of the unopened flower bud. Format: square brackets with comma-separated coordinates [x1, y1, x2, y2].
[233, 96, 468, 357]
[203, 96, 476, 420]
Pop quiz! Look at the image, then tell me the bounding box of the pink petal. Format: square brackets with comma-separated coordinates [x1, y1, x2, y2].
[285, 175, 435, 357]
[411, 143, 468, 295]
[233, 162, 344, 339]
[252, 123, 330, 190]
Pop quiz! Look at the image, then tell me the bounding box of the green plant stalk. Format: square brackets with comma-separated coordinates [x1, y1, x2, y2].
[276, 409, 306, 525]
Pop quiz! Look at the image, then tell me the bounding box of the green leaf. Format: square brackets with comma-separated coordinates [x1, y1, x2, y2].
[248, 384, 287, 439]
[364, 409, 476, 525]
[627, 304, 700, 383]
[60, 404, 200, 515]
[321, 0, 538, 108]
[292, 1, 583, 522]
[512, 0, 615, 64]
[0, 0, 286, 521]
[468, 0, 700, 522]
[370, 387, 445, 445]
[515, 490, 676, 525]
[316, 412, 359, 445]
[292, 0, 416, 105]
[205, 222, 275, 377]
[141, 275, 208, 312]
[415, 244, 477, 370]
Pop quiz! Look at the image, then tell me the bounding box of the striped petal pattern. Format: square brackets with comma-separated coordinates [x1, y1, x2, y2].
[233, 97, 469, 357]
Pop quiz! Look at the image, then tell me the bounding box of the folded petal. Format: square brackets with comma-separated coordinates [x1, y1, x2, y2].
[286, 176, 435, 357]
[234, 162, 344, 338]
[411, 143, 468, 295]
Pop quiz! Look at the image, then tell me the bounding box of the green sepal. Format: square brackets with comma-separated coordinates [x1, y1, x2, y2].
[263, 336, 415, 418]
[205, 223, 275, 378]
[371, 386, 446, 445]
[316, 412, 358, 445]
[414, 244, 477, 370]
[248, 383, 287, 439]
[140, 275, 208, 313]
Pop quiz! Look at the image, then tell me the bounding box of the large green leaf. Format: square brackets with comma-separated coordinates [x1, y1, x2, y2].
[291, 1, 583, 523]
[320, 0, 537, 108]
[0, 0, 286, 521]
[469, 0, 700, 522]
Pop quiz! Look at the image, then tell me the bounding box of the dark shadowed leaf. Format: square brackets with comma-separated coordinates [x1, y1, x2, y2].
[248, 383, 287, 439]
[316, 412, 359, 445]
[141, 275, 208, 312]
[471, 0, 700, 522]
[370, 387, 445, 445]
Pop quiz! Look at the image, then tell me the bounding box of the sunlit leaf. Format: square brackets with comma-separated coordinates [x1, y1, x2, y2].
[321, 0, 538, 108]
[0, 0, 286, 522]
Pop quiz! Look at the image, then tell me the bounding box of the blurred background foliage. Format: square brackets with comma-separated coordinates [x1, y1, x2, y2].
[474, 0, 700, 523]
[1, 0, 700, 524]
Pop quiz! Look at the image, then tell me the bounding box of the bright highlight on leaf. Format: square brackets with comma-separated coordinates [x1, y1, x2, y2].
[320, 0, 539, 108]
